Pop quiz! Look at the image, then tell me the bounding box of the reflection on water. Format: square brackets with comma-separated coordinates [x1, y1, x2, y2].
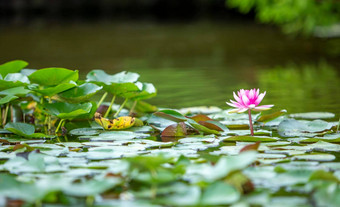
[0, 22, 339, 115]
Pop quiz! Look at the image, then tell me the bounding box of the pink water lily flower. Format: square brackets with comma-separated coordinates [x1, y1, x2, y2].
[226, 89, 274, 113]
[226, 89, 274, 136]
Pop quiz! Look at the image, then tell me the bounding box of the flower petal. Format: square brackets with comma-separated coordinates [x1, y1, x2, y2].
[237, 108, 248, 113]
[226, 101, 238, 108]
[233, 92, 242, 104]
[252, 105, 273, 112]
[241, 94, 250, 106]
[254, 91, 266, 105]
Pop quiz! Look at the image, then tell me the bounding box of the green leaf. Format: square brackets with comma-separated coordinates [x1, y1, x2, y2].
[200, 182, 240, 205]
[31, 82, 77, 97]
[86, 70, 139, 84]
[28, 68, 78, 86]
[0, 95, 18, 105]
[56, 83, 103, 103]
[289, 112, 335, 119]
[256, 109, 287, 123]
[0, 60, 28, 77]
[126, 100, 158, 113]
[122, 82, 157, 100]
[44, 102, 93, 120]
[0, 86, 30, 96]
[187, 119, 220, 135]
[103, 82, 140, 96]
[4, 122, 50, 138]
[278, 119, 333, 137]
[223, 136, 278, 142]
[154, 109, 188, 122]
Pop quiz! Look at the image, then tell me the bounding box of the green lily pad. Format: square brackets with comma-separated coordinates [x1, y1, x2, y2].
[0, 86, 30, 97]
[0, 73, 30, 91]
[86, 70, 139, 84]
[154, 109, 188, 122]
[200, 182, 240, 205]
[56, 83, 103, 103]
[289, 112, 335, 119]
[256, 109, 287, 123]
[4, 122, 50, 138]
[223, 136, 278, 142]
[278, 119, 333, 137]
[0, 95, 18, 105]
[29, 82, 77, 97]
[28, 68, 79, 86]
[293, 153, 336, 161]
[187, 119, 221, 135]
[122, 82, 157, 100]
[0, 60, 28, 77]
[69, 128, 100, 136]
[44, 102, 93, 120]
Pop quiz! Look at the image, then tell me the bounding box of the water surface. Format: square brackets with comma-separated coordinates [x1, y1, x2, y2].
[0, 22, 339, 115]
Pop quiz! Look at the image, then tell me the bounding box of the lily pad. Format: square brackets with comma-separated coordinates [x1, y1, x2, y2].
[277, 119, 333, 137]
[4, 122, 50, 138]
[223, 136, 278, 142]
[256, 109, 287, 123]
[28, 68, 79, 86]
[29, 82, 77, 97]
[56, 83, 103, 103]
[86, 70, 139, 84]
[0, 95, 18, 105]
[154, 109, 188, 122]
[44, 102, 93, 120]
[161, 122, 187, 137]
[200, 182, 240, 205]
[0, 60, 28, 77]
[289, 112, 335, 119]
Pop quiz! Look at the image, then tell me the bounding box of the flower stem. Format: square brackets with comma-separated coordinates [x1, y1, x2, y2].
[3, 103, 9, 126]
[129, 100, 137, 116]
[55, 119, 65, 135]
[248, 109, 254, 136]
[114, 98, 129, 118]
[97, 92, 108, 108]
[104, 95, 116, 118]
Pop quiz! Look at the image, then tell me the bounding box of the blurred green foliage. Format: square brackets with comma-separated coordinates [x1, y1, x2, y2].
[226, 0, 340, 35]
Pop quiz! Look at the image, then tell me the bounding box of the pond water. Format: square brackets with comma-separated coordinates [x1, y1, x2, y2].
[0, 21, 339, 115]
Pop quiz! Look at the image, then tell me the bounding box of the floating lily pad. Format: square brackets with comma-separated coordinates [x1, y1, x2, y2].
[161, 122, 187, 137]
[289, 112, 335, 119]
[69, 128, 100, 136]
[223, 136, 278, 142]
[4, 122, 51, 138]
[278, 119, 333, 137]
[293, 153, 336, 161]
